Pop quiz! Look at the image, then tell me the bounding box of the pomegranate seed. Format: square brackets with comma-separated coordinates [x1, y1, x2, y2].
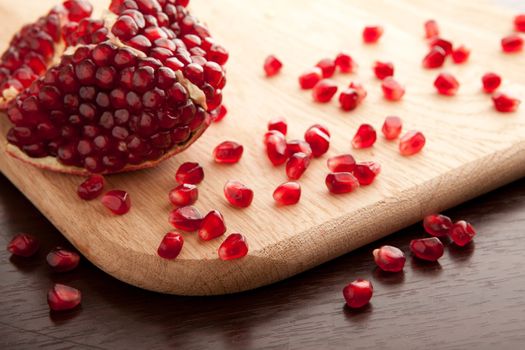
[399, 130, 426, 156]
[263, 55, 283, 77]
[77, 174, 105, 200]
[492, 92, 520, 113]
[515, 14, 525, 32]
[352, 124, 377, 149]
[101, 190, 131, 215]
[266, 130, 288, 166]
[450, 220, 476, 247]
[169, 184, 198, 207]
[218, 233, 248, 260]
[327, 154, 356, 173]
[423, 214, 453, 237]
[382, 116, 403, 140]
[424, 19, 440, 39]
[268, 117, 288, 135]
[47, 284, 81, 312]
[157, 232, 184, 260]
[343, 279, 373, 308]
[349, 82, 367, 103]
[224, 180, 254, 208]
[46, 247, 80, 272]
[286, 139, 313, 159]
[304, 125, 330, 157]
[422, 47, 446, 69]
[410, 237, 444, 262]
[198, 210, 227, 241]
[273, 182, 301, 205]
[212, 105, 227, 122]
[7, 233, 39, 257]
[176, 162, 204, 184]
[315, 58, 336, 78]
[298, 67, 322, 89]
[373, 61, 394, 80]
[339, 88, 360, 111]
[381, 77, 405, 101]
[481, 73, 502, 94]
[335, 52, 356, 73]
[325, 172, 359, 194]
[286, 153, 311, 180]
[434, 72, 459, 96]
[501, 34, 523, 53]
[213, 141, 244, 164]
[312, 79, 338, 103]
[373, 245, 405, 272]
[429, 37, 453, 55]
[310, 123, 331, 137]
[452, 45, 470, 64]
[363, 26, 383, 44]
[353, 161, 380, 186]
[168, 206, 203, 232]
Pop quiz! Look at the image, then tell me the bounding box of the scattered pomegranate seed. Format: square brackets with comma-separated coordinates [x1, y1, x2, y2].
[218, 233, 248, 260]
[77, 174, 105, 200]
[450, 220, 476, 247]
[298, 67, 323, 89]
[325, 172, 360, 194]
[312, 79, 338, 103]
[7, 233, 40, 257]
[157, 232, 184, 260]
[481, 72, 502, 94]
[213, 141, 244, 164]
[101, 190, 131, 215]
[224, 180, 254, 208]
[46, 247, 80, 272]
[273, 182, 301, 205]
[363, 26, 384, 44]
[212, 105, 228, 122]
[501, 34, 523, 53]
[266, 130, 288, 166]
[310, 123, 331, 137]
[263, 55, 283, 77]
[169, 184, 198, 207]
[199, 210, 226, 241]
[176, 162, 204, 184]
[410, 237, 444, 261]
[423, 214, 453, 237]
[268, 117, 288, 135]
[353, 161, 381, 186]
[429, 37, 453, 55]
[339, 88, 360, 111]
[373, 245, 405, 272]
[327, 154, 356, 173]
[399, 130, 426, 156]
[335, 52, 356, 73]
[47, 284, 82, 312]
[422, 47, 446, 69]
[515, 14, 525, 32]
[381, 77, 405, 101]
[452, 45, 470, 64]
[492, 92, 521, 113]
[286, 153, 311, 180]
[343, 279, 373, 308]
[286, 139, 313, 159]
[349, 82, 368, 103]
[382, 116, 403, 140]
[424, 20, 440, 39]
[352, 124, 377, 149]
[315, 58, 336, 78]
[168, 206, 203, 232]
[304, 125, 330, 157]
[373, 61, 394, 80]
[434, 72, 459, 96]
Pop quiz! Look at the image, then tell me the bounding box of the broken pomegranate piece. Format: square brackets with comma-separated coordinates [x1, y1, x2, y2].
[102, 189, 131, 215]
[213, 141, 243, 164]
[224, 180, 253, 208]
[169, 183, 198, 207]
[198, 210, 226, 241]
[157, 231, 184, 260]
[168, 205, 203, 231]
[47, 283, 82, 311]
[410, 237, 444, 261]
[77, 174, 105, 200]
[343, 279, 373, 308]
[450, 220, 476, 247]
[423, 214, 453, 237]
[7, 233, 40, 257]
[492, 92, 520, 113]
[46, 247, 80, 272]
[373, 245, 405, 272]
[481, 72, 502, 94]
[218, 233, 248, 260]
[263, 55, 283, 77]
[273, 182, 301, 205]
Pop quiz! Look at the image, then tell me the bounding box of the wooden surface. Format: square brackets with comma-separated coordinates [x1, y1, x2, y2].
[1, 0, 525, 295]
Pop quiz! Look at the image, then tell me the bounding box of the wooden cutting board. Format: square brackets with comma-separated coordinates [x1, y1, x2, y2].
[1, 0, 524, 295]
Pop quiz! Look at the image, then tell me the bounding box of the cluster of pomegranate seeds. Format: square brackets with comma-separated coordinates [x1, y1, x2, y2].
[198, 210, 226, 240]
[169, 205, 203, 231]
[451, 45, 470, 64]
[381, 77, 405, 101]
[77, 174, 105, 200]
[325, 172, 360, 194]
[423, 214, 453, 237]
[268, 117, 288, 135]
[334, 52, 356, 73]
[298, 68, 323, 90]
[286, 152, 310, 180]
[410, 237, 444, 261]
[327, 154, 356, 172]
[424, 20, 440, 39]
[101, 190, 131, 215]
[373, 61, 394, 80]
[434, 72, 460, 96]
[169, 183, 198, 206]
[515, 14, 525, 32]
[176, 162, 204, 184]
[501, 34, 523, 53]
[213, 141, 243, 164]
[7, 233, 40, 257]
[381, 116, 402, 140]
[157, 231, 184, 259]
[450, 220, 476, 246]
[273, 182, 301, 205]
[362, 26, 384, 44]
[373, 245, 406, 272]
[48, 283, 82, 311]
[481, 73, 502, 94]
[352, 124, 376, 149]
[263, 55, 283, 77]
[399, 130, 426, 156]
[46, 247, 80, 272]
[312, 79, 338, 103]
[224, 180, 254, 208]
[492, 92, 521, 113]
[218, 233, 248, 260]
[343, 279, 373, 309]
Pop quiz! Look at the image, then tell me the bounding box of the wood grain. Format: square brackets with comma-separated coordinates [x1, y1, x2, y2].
[0, 0, 524, 295]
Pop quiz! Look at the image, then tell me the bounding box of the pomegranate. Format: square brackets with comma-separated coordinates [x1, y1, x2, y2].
[451, 45, 470, 64]
[353, 161, 380, 186]
[423, 214, 453, 237]
[267, 117, 287, 135]
[315, 58, 336, 78]
[169, 183, 198, 206]
[77, 174, 105, 200]
[224, 180, 253, 208]
[327, 154, 356, 173]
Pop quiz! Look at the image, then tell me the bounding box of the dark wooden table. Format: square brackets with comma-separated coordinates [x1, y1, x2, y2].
[1, 172, 525, 349]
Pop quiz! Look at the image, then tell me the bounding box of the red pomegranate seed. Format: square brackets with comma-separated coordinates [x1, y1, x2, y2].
[312, 79, 338, 103]
[198, 210, 226, 241]
[481, 72, 502, 94]
[515, 14, 525, 32]
[315, 58, 336, 78]
[157, 232, 184, 260]
[213, 141, 244, 164]
[169, 184, 198, 207]
[501, 34, 523, 53]
[327, 154, 356, 173]
[343, 279, 373, 308]
[7, 233, 39, 257]
[263, 55, 283, 77]
[266, 131, 288, 166]
[176, 162, 204, 184]
[424, 19, 440, 39]
[382, 116, 403, 140]
[399, 130, 426, 156]
[423, 214, 453, 237]
[298, 67, 322, 89]
[286, 139, 313, 159]
[212, 105, 227, 122]
[410, 237, 444, 261]
[273, 182, 301, 205]
[429, 37, 453, 55]
[339, 88, 360, 111]
[353, 161, 380, 186]
[47, 284, 81, 312]
[286, 153, 311, 180]
[381, 77, 405, 101]
[422, 47, 446, 69]
[335, 52, 356, 73]
[363, 26, 383, 44]
[373, 245, 405, 272]
[434, 72, 459, 96]
[224, 180, 254, 208]
[101, 190, 131, 215]
[304, 125, 330, 157]
[268, 117, 288, 135]
[450, 220, 476, 247]
[373, 61, 394, 80]
[46, 247, 80, 272]
[310, 123, 331, 137]
[452, 45, 470, 64]
[77, 174, 105, 200]
[492, 92, 520, 113]
[218, 233, 248, 260]
[352, 124, 377, 149]
[325, 172, 359, 194]
[348, 82, 367, 103]
[168, 206, 203, 232]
